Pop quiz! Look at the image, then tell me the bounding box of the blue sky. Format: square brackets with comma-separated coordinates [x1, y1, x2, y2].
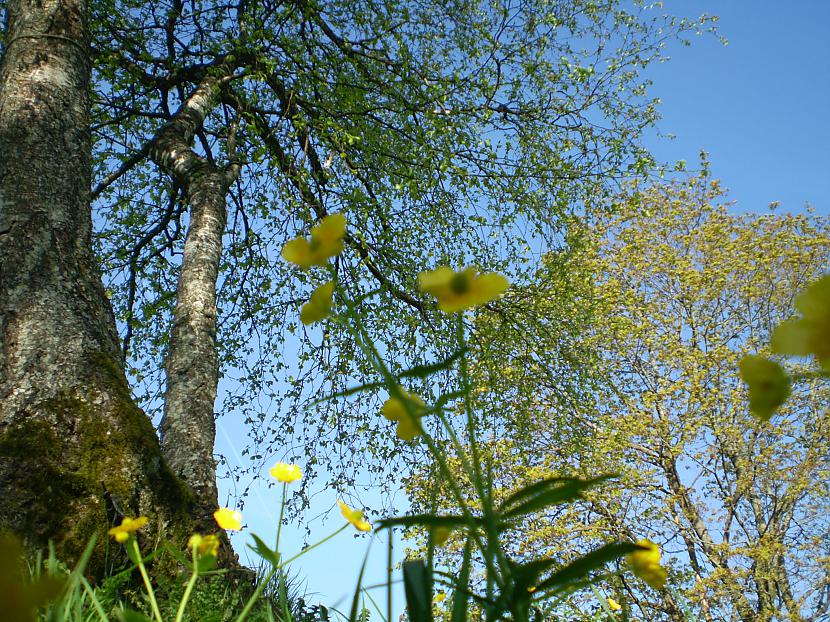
[642, 1, 830, 215]
[217, 3, 830, 619]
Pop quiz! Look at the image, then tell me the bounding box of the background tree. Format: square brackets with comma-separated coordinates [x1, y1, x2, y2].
[411, 168, 830, 621]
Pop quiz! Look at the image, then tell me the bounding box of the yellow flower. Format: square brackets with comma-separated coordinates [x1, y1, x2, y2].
[269, 462, 303, 483]
[431, 526, 452, 547]
[417, 266, 508, 313]
[281, 214, 347, 269]
[607, 597, 622, 612]
[738, 355, 791, 420]
[772, 274, 830, 369]
[188, 533, 220, 558]
[434, 592, 446, 603]
[626, 539, 667, 589]
[337, 500, 372, 532]
[107, 516, 149, 543]
[214, 508, 243, 531]
[381, 389, 427, 440]
[300, 281, 335, 325]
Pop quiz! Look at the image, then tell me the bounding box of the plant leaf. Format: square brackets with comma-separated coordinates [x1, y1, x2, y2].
[534, 542, 638, 594]
[449, 538, 472, 622]
[248, 533, 281, 567]
[500, 476, 613, 519]
[403, 559, 433, 622]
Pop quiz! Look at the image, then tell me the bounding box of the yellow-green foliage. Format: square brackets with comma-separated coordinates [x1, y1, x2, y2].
[411, 169, 830, 621]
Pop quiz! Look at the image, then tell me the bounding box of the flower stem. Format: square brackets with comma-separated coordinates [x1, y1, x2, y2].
[133, 539, 164, 622]
[174, 547, 200, 622]
[275, 482, 287, 554]
[234, 524, 350, 622]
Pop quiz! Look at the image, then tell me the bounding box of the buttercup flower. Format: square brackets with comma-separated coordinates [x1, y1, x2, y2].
[432, 526, 452, 547]
[281, 214, 347, 269]
[188, 533, 220, 558]
[270, 462, 303, 483]
[381, 389, 427, 440]
[337, 500, 372, 532]
[607, 597, 622, 612]
[626, 539, 667, 589]
[738, 355, 791, 421]
[418, 266, 508, 313]
[772, 274, 830, 369]
[300, 281, 335, 325]
[214, 508, 243, 531]
[108, 516, 149, 543]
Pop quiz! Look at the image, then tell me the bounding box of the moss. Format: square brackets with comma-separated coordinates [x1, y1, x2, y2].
[0, 350, 195, 579]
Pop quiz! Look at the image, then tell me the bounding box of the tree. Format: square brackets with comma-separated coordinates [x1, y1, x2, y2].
[0, 0, 714, 569]
[0, 0, 191, 574]
[410, 169, 830, 621]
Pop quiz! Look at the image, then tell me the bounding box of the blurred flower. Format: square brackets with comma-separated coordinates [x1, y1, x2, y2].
[214, 508, 243, 531]
[282, 214, 346, 269]
[434, 592, 446, 603]
[418, 266, 508, 313]
[188, 533, 220, 558]
[772, 274, 830, 368]
[1, 533, 64, 622]
[270, 462, 303, 483]
[738, 355, 791, 420]
[432, 526, 452, 547]
[337, 500, 372, 532]
[107, 516, 148, 543]
[300, 281, 335, 325]
[381, 389, 427, 440]
[626, 539, 667, 589]
[607, 597, 622, 612]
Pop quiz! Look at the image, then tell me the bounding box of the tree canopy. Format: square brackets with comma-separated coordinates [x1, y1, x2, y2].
[78, 1, 713, 497]
[410, 168, 830, 621]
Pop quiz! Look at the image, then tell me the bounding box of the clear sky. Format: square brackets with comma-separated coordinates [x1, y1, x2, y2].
[642, 1, 830, 215]
[217, 3, 830, 620]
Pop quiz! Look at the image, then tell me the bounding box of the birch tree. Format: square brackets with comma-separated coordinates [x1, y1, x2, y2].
[0, 0, 714, 570]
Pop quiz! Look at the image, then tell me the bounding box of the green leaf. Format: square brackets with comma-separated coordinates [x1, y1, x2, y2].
[376, 514, 487, 531]
[124, 538, 143, 567]
[308, 381, 386, 406]
[500, 476, 613, 519]
[449, 538, 472, 622]
[403, 560, 433, 622]
[248, 533, 281, 567]
[534, 542, 638, 594]
[348, 548, 371, 622]
[118, 610, 152, 622]
[196, 553, 218, 573]
[399, 349, 467, 379]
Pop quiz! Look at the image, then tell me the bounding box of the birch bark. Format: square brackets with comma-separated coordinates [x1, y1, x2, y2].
[0, 0, 190, 574]
[148, 76, 240, 532]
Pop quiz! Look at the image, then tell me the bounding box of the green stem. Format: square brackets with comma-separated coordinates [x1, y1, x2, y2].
[336, 291, 504, 586]
[174, 546, 200, 622]
[132, 539, 164, 622]
[280, 523, 349, 567]
[235, 524, 350, 622]
[275, 482, 287, 554]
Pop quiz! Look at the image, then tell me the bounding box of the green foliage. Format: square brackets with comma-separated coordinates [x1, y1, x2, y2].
[85, 0, 717, 498]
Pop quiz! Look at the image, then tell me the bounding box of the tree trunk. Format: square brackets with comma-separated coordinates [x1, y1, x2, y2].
[0, 0, 191, 576]
[146, 77, 239, 536]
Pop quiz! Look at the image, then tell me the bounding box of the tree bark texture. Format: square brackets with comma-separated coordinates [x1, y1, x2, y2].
[0, 0, 191, 575]
[149, 76, 239, 532]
